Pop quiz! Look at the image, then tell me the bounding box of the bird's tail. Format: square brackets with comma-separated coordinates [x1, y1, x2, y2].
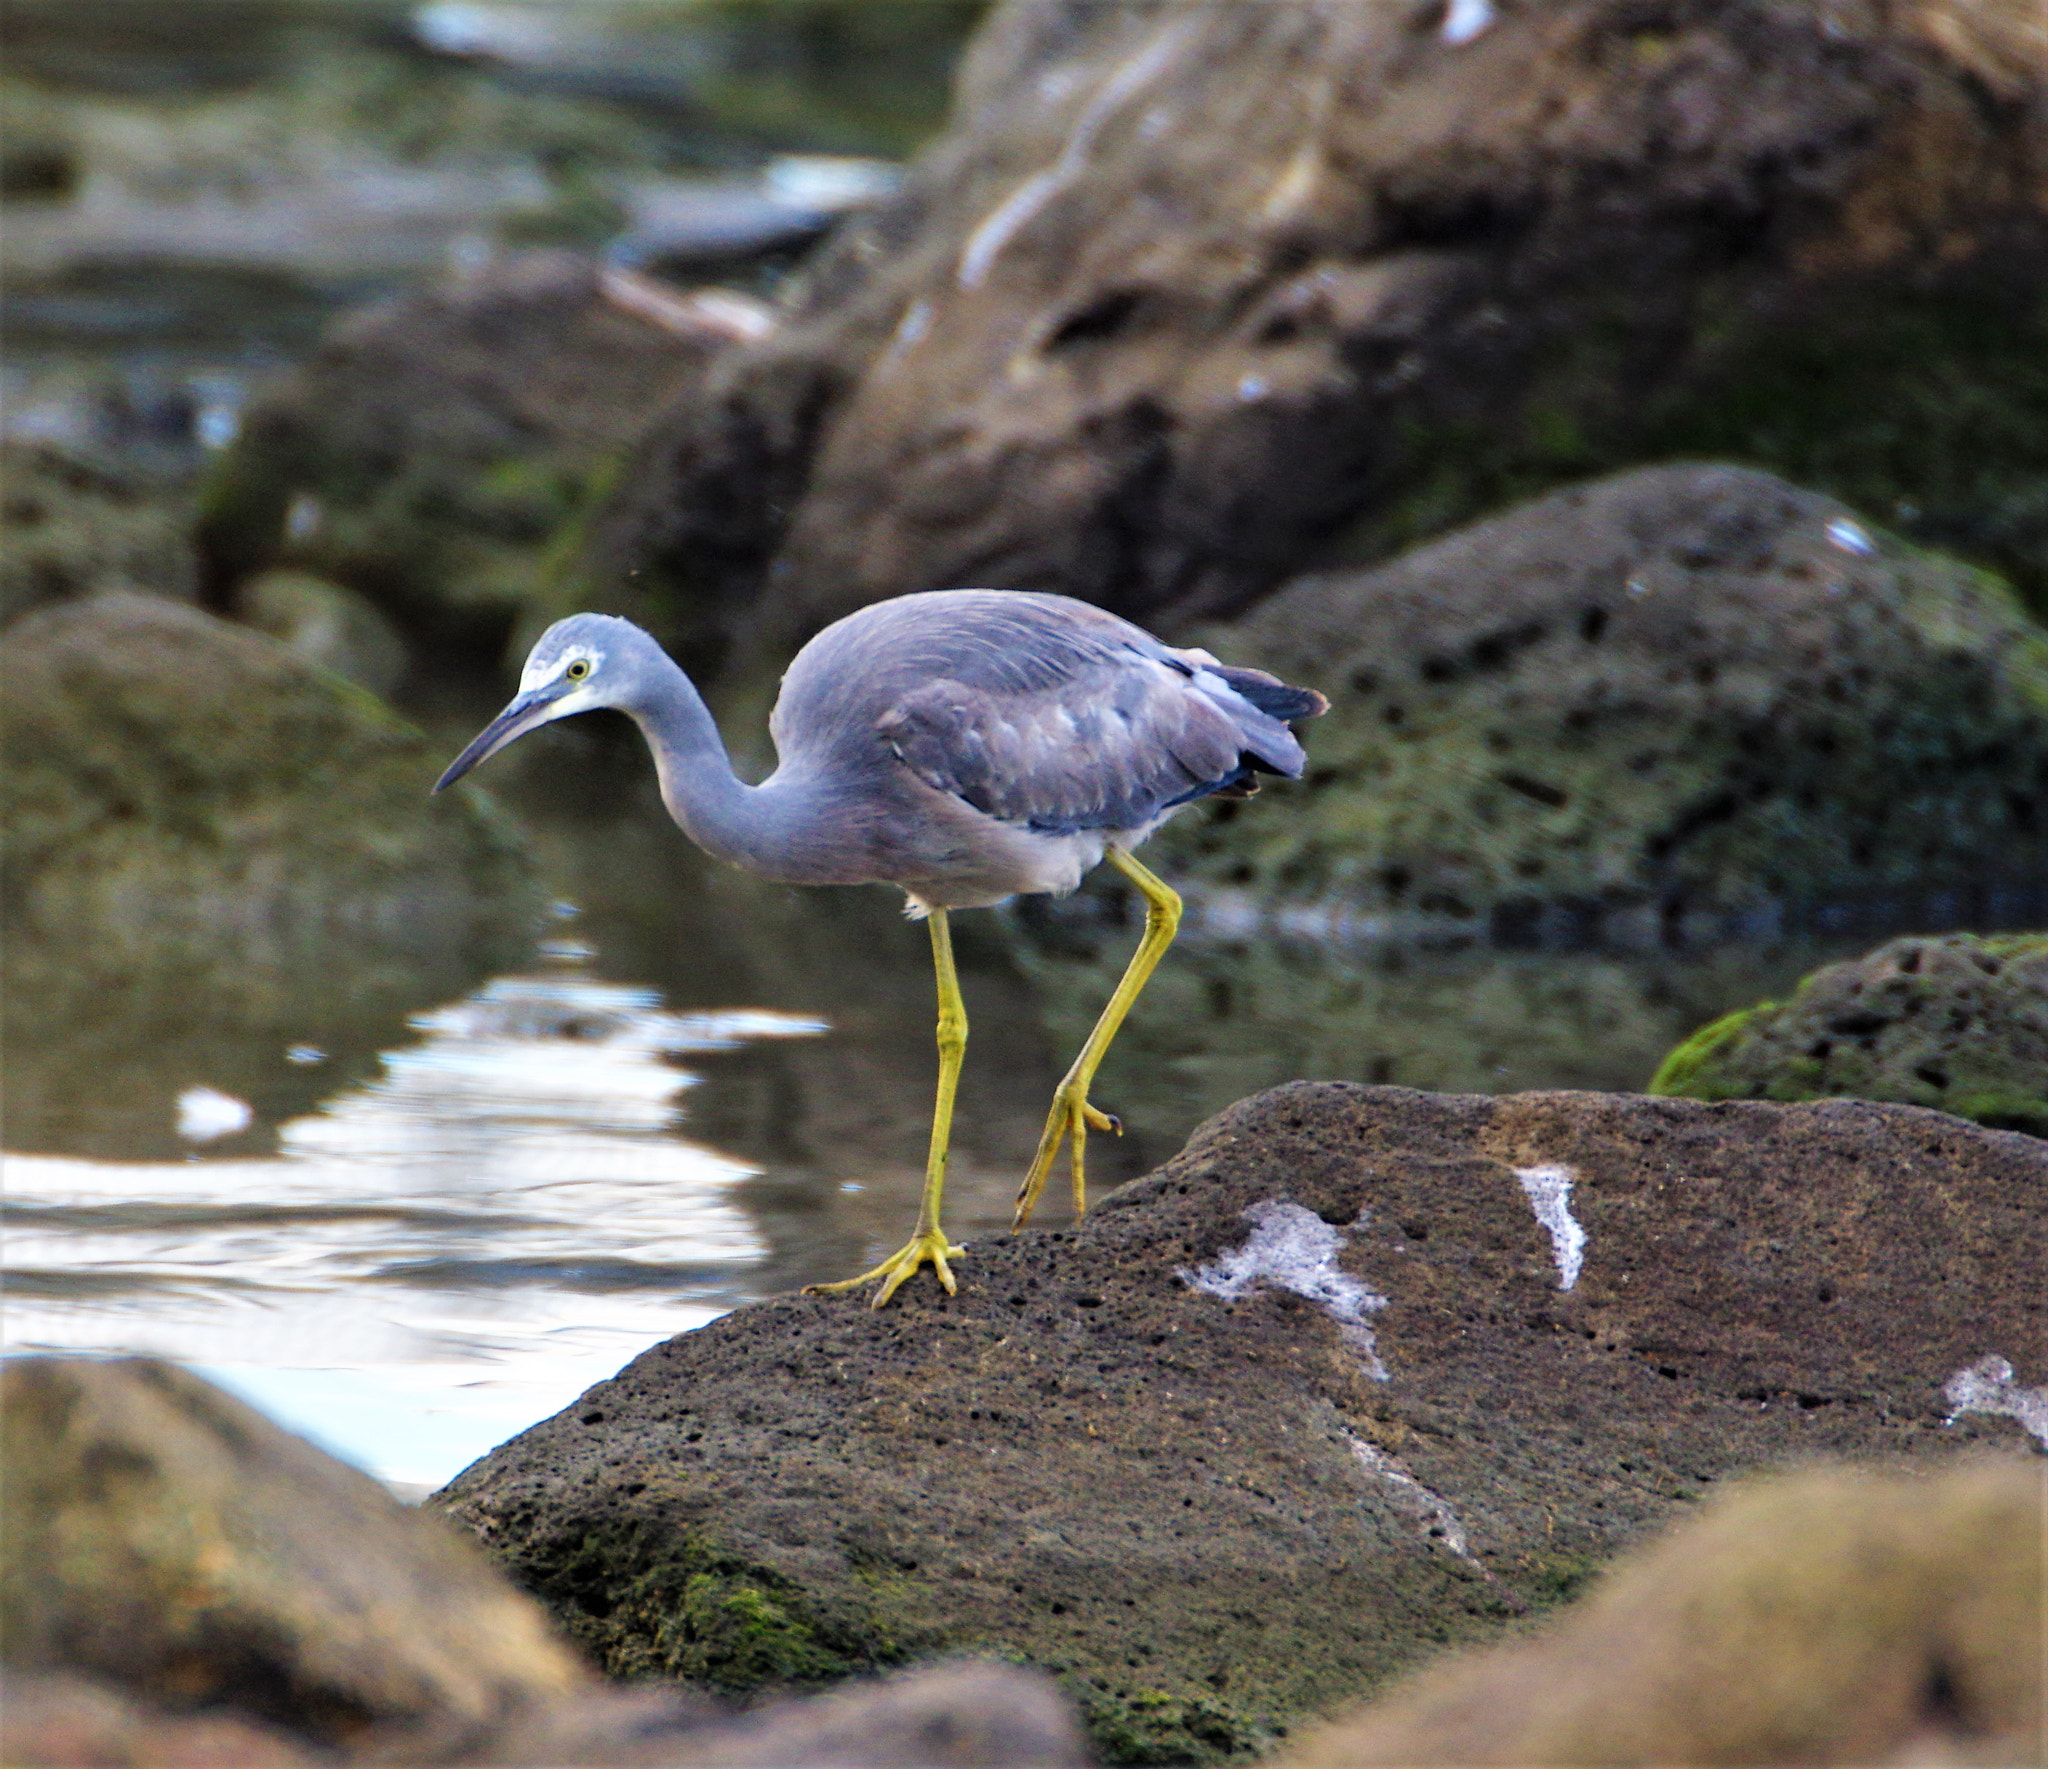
[1208, 664, 1329, 724]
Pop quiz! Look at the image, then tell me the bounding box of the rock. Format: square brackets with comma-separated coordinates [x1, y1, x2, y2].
[0, 440, 196, 627]
[0, 593, 539, 990]
[488, 1659, 1089, 1768]
[0, 1357, 590, 1754]
[237, 568, 411, 697]
[1, 1671, 319, 1768]
[1275, 1459, 2045, 1769]
[194, 252, 769, 658]
[0, 1360, 1088, 1768]
[1650, 932, 2048, 1135]
[1151, 465, 2048, 935]
[436, 1084, 2045, 1764]
[571, 0, 2048, 680]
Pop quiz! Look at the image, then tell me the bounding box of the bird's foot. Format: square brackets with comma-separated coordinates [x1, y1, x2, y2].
[805, 1230, 966, 1309]
[1014, 1084, 1120, 1230]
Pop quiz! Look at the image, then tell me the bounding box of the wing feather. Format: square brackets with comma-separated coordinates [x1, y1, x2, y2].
[780, 589, 1322, 835]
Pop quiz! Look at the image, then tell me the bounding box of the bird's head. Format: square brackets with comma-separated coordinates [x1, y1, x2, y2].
[433, 613, 644, 791]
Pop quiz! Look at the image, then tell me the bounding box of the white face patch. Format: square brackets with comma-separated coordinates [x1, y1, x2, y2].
[522, 642, 601, 694]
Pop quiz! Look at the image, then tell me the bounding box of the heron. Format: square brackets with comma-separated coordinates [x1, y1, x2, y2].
[436, 590, 1325, 1307]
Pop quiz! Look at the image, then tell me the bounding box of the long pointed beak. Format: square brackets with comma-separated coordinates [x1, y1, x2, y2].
[433, 684, 567, 793]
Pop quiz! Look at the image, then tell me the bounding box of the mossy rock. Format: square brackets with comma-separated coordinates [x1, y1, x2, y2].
[0, 440, 195, 627]
[439, 1085, 2045, 1764]
[1649, 932, 2048, 1135]
[2, 592, 540, 964]
[1160, 465, 2048, 934]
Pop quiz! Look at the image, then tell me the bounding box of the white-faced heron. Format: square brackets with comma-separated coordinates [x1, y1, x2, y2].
[437, 589, 1325, 1306]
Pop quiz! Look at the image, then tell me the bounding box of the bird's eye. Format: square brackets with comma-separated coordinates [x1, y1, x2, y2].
[565, 659, 590, 681]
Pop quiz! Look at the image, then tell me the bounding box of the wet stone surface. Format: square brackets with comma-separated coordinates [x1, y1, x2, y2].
[436, 1083, 2046, 1764]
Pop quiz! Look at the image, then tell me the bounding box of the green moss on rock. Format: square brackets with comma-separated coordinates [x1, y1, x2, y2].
[1167, 466, 2048, 934]
[1649, 932, 2048, 1134]
[0, 441, 196, 626]
[506, 1514, 919, 1693]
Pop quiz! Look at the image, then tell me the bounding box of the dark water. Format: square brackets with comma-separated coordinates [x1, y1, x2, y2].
[2, 1, 2030, 1491]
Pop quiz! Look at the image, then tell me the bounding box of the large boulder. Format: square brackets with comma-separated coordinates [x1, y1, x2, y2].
[195, 252, 770, 659]
[0, 1358, 1088, 1768]
[0, 440, 196, 627]
[1150, 465, 2048, 936]
[1277, 1459, 2045, 1768]
[2, 593, 536, 948]
[1, 595, 541, 1156]
[569, 0, 2048, 682]
[436, 1084, 2045, 1764]
[1651, 931, 2048, 1134]
[0, 1358, 588, 1755]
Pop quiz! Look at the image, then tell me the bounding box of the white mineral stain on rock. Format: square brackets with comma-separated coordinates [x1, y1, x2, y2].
[176, 1086, 253, 1143]
[1943, 1355, 2048, 1450]
[1349, 1435, 1482, 1565]
[1514, 1163, 1586, 1290]
[1180, 1199, 1389, 1378]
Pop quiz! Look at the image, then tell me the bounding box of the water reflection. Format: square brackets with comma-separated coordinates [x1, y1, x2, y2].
[1, 946, 821, 1487]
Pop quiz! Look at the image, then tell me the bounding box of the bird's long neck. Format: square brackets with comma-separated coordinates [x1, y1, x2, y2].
[624, 652, 836, 882]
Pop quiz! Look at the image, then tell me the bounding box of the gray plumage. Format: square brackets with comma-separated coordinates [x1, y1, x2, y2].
[437, 588, 1326, 913]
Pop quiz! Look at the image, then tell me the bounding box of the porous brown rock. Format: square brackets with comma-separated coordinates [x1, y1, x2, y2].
[1652, 931, 2048, 1134]
[1274, 1459, 2045, 1769]
[570, 0, 2048, 683]
[436, 1084, 2046, 1764]
[1153, 465, 2048, 935]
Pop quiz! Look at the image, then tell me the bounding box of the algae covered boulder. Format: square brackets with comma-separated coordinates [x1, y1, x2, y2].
[0, 439, 196, 627]
[573, 0, 2048, 682]
[1278, 1459, 2045, 1769]
[1651, 932, 2048, 1135]
[437, 1084, 2044, 1764]
[1, 592, 539, 962]
[196, 251, 769, 658]
[1157, 465, 2048, 936]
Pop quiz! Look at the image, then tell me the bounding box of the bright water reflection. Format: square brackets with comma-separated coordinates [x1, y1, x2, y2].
[1, 947, 822, 1488]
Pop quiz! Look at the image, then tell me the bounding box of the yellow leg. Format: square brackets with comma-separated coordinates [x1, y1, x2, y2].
[1015, 848, 1181, 1230]
[807, 908, 969, 1308]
